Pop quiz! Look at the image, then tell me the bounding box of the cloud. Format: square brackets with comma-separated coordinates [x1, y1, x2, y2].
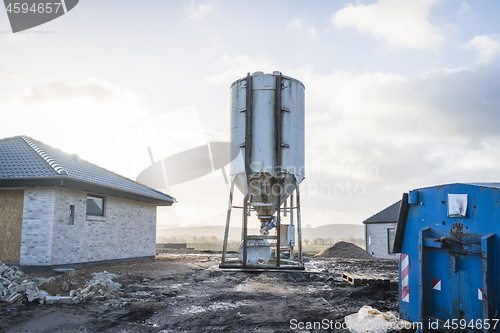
[0, 76, 148, 179]
[464, 35, 500, 65]
[458, 2, 470, 15]
[331, 0, 444, 50]
[2, 77, 137, 103]
[294, 66, 500, 149]
[287, 18, 319, 40]
[186, 1, 216, 20]
[204, 54, 277, 84]
[284, 66, 500, 225]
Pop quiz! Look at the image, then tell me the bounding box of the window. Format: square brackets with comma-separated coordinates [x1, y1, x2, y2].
[387, 228, 396, 254]
[86, 194, 104, 216]
[69, 205, 75, 225]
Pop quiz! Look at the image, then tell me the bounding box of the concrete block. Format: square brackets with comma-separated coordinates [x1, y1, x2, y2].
[26, 282, 36, 291]
[80, 286, 92, 294]
[6, 293, 22, 304]
[37, 290, 49, 301]
[2, 275, 13, 283]
[1, 279, 11, 286]
[8, 286, 19, 295]
[26, 290, 38, 302]
[59, 297, 73, 304]
[45, 296, 60, 304]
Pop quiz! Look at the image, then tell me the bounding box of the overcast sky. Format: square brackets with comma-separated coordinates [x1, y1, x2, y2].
[1, 0, 500, 228]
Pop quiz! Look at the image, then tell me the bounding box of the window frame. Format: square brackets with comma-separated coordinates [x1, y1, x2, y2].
[68, 204, 75, 225]
[86, 194, 105, 217]
[387, 228, 396, 254]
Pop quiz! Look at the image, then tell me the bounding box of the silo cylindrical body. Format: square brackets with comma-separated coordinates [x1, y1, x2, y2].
[229, 71, 305, 222]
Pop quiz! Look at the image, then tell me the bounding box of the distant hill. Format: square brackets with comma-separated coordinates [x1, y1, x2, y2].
[157, 224, 364, 242]
[302, 224, 364, 242]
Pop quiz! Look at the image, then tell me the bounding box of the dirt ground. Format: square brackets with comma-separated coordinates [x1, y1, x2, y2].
[0, 250, 402, 333]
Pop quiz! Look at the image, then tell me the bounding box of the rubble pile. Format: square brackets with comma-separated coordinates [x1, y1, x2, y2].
[72, 271, 123, 302]
[0, 261, 42, 304]
[0, 261, 122, 305]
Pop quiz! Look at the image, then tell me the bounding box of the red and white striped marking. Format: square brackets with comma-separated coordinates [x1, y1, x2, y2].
[432, 279, 441, 291]
[401, 253, 409, 303]
[478, 288, 483, 300]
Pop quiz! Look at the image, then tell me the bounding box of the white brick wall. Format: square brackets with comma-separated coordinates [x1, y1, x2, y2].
[365, 222, 399, 260]
[20, 188, 56, 265]
[20, 187, 157, 266]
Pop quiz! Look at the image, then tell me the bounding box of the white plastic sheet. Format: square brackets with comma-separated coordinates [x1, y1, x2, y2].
[345, 306, 404, 333]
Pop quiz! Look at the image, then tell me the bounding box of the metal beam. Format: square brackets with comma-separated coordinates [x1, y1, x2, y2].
[221, 181, 235, 265]
[275, 73, 283, 268]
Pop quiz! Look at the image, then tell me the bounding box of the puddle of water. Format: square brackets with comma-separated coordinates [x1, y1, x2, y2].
[169, 283, 191, 289]
[177, 300, 253, 315]
[127, 291, 152, 298]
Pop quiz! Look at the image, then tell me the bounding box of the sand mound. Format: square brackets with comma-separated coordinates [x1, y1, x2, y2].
[315, 241, 374, 259]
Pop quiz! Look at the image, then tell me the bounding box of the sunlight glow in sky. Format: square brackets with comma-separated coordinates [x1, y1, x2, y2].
[2, 0, 500, 227]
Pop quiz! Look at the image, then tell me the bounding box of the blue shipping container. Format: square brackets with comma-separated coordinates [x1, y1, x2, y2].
[394, 183, 499, 332]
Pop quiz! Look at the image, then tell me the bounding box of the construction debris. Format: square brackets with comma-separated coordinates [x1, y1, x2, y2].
[0, 261, 122, 305]
[342, 272, 390, 286]
[1, 251, 401, 332]
[345, 305, 410, 333]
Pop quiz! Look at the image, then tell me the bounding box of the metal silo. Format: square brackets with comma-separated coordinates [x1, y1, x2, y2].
[220, 71, 305, 270]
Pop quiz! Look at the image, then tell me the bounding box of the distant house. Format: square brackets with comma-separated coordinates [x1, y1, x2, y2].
[0, 136, 175, 269]
[363, 200, 401, 259]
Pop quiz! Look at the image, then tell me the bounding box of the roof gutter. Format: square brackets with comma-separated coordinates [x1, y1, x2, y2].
[0, 176, 174, 206]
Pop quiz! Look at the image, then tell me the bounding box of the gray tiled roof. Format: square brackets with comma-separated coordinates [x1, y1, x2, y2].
[0, 136, 175, 205]
[363, 200, 401, 224]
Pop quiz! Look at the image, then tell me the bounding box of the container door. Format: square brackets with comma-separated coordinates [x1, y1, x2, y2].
[458, 254, 483, 323]
[420, 228, 493, 332]
[427, 247, 455, 322]
[428, 251, 483, 329]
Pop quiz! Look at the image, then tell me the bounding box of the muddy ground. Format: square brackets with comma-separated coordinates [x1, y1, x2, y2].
[0, 250, 401, 333]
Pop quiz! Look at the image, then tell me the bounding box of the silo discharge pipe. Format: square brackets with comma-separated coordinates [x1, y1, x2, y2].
[260, 220, 276, 236]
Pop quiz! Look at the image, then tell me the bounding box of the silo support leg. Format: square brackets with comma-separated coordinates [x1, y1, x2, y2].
[221, 181, 235, 265]
[296, 182, 303, 264]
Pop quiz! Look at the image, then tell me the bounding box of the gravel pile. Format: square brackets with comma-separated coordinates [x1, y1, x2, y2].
[315, 241, 374, 260]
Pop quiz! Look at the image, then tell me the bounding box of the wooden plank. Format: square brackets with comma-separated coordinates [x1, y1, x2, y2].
[342, 271, 390, 286]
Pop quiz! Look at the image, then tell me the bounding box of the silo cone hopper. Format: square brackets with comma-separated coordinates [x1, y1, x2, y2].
[220, 71, 305, 270]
